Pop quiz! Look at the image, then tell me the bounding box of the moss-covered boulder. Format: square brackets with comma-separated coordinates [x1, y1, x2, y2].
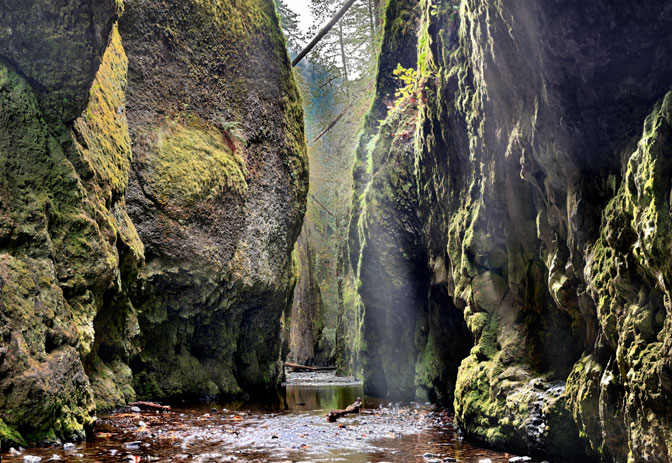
[119, 0, 307, 399]
[0, 0, 138, 444]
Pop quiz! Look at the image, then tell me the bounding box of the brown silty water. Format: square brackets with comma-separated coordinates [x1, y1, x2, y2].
[1, 372, 545, 463]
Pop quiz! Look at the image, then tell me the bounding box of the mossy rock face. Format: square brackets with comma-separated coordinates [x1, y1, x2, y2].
[349, 0, 672, 460]
[0, 17, 140, 445]
[0, 0, 305, 447]
[0, 0, 120, 122]
[120, 0, 307, 399]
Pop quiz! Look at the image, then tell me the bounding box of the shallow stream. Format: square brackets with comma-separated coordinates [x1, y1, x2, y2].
[1, 372, 547, 463]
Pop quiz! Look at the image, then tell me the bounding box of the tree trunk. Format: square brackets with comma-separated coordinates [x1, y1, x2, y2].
[367, 0, 376, 52]
[338, 22, 349, 81]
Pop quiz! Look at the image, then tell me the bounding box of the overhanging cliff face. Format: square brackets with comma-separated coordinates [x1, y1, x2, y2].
[0, 0, 306, 448]
[352, 0, 672, 460]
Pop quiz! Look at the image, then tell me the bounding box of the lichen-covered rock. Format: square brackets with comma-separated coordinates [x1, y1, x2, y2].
[350, 0, 672, 461]
[0, 2, 136, 444]
[119, 0, 307, 399]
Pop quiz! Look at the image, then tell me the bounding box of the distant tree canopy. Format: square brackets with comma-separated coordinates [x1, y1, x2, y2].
[275, 0, 381, 356]
[275, 0, 306, 52]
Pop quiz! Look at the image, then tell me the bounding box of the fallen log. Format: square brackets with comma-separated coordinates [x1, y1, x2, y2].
[327, 397, 362, 422]
[129, 401, 171, 411]
[285, 362, 337, 372]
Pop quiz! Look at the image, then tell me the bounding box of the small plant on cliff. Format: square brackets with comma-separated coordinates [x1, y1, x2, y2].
[391, 63, 417, 107]
[218, 118, 248, 148]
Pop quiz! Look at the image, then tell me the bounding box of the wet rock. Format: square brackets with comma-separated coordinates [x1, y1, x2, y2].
[345, 0, 672, 462]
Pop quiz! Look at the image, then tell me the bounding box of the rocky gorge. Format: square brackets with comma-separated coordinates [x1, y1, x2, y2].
[345, 0, 672, 462]
[1, 0, 672, 462]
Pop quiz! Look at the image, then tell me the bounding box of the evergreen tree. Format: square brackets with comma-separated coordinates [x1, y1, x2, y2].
[275, 0, 305, 53]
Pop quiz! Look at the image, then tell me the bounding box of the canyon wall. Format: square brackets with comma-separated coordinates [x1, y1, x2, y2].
[288, 226, 328, 366]
[0, 0, 306, 448]
[349, 0, 672, 461]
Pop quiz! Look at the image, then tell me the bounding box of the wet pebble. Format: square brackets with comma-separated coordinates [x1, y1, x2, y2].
[46, 455, 62, 461]
[23, 456, 42, 463]
[62, 443, 75, 450]
[130, 406, 141, 413]
[123, 441, 142, 450]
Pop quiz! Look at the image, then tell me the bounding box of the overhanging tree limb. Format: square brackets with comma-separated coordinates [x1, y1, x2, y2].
[310, 193, 336, 217]
[311, 106, 348, 144]
[292, 0, 359, 67]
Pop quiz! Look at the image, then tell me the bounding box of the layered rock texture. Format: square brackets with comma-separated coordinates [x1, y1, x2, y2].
[0, 0, 306, 448]
[348, 0, 672, 461]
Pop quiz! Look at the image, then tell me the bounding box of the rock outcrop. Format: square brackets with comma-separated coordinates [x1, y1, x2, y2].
[119, 0, 307, 400]
[349, 0, 672, 461]
[288, 226, 327, 366]
[0, 0, 128, 446]
[0, 0, 306, 448]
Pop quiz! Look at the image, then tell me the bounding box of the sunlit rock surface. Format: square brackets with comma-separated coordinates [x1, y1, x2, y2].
[349, 0, 672, 461]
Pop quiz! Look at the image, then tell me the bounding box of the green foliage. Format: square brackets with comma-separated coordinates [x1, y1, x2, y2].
[274, 0, 306, 51]
[392, 63, 417, 104]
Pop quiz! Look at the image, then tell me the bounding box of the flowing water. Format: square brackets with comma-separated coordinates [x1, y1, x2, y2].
[1, 372, 546, 463]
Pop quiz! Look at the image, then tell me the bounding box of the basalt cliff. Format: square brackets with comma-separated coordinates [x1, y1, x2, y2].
[346, 0, 672, 462]
[0, 0, 306, 447]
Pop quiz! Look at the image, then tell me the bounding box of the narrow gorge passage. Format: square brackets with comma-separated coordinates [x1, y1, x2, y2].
[1, 1, 672, 463]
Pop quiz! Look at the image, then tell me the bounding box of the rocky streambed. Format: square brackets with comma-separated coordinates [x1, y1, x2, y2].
[1, 372, 549, 463]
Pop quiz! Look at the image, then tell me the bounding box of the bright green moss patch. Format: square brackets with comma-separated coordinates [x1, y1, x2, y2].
[73, 26, 131, 196]
[0, 419, 27, 448]
[148, 122, 248, 206]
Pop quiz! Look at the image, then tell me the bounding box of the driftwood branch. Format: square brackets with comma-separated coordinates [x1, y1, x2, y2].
[129, 401, 171, 411]
[285, 361, 337, 372]
[327, 397, 362, 422]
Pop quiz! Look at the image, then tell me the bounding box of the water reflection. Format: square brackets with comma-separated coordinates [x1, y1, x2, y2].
[283, 382, 363, 411]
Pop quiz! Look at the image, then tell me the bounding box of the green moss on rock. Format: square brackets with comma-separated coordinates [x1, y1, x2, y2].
[148, 122, 248, 206]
